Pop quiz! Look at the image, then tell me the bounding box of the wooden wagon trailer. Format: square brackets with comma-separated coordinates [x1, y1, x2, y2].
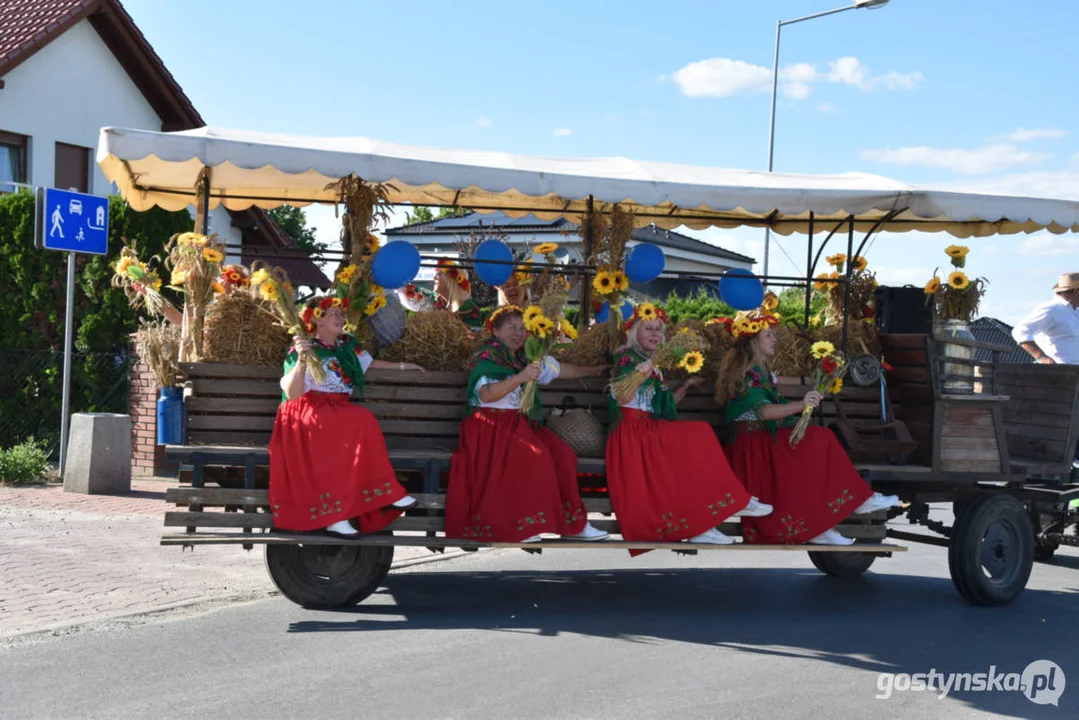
[95, 125, 1079, 609]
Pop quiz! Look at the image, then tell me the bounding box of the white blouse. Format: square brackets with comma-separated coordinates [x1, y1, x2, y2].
[476, 356, 561, 409]
[611, 381, 657, 413]
[302, 350, 373, 394]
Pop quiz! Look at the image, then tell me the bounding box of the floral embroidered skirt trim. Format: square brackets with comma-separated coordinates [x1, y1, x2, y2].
[606, 409, 751, 556]
[445, 409, 588, 542]
[724, 425, 874, 544]
[269, 391, 407, 532]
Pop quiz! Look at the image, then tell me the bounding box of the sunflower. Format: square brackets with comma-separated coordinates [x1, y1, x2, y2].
[637, 302, 659, 322]
[826, 253, 847, 268]
[948, 271, 971, 290]
[365, 295, 387, 315]
[115, 256, 136, 275]
[534, 242, 559, 255]
[211, 280, 226, 294]
[259, 282, 278, 302]
[851, 255, 868, 272]
[813, 273, 832, 291]
[530, 316, 556, 338]
[202, 247, 224, 263]
[170, 269, 187, 286]
[811, 340, 835, 359]
[331, 297, 344, 307]
[679, 351, 705, 374]
[144, 272, 162, 292]
[560, 318, 578, 340]
[523, 305, 544, 325]
[611, 270, 630, 292]
[592, 271, 615, 295]
[945, 245, 969, 259]
[365, 234, 381, 254]
[250, 269, 270, 286]
[177, 232, 203, 246]
[924, 276, 941, 295]
[336, 264, 359, 285]
[828, 377, 844, 395]
[762, 291, 779, 311]
[312, 307, 324, 319]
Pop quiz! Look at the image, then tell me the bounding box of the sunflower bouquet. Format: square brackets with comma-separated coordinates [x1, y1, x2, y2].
[584, 204, 634, 342]
[515, 304, 570, 415]
[789, 340, 848, 448]
[607, 304, 707, 400]
[923, 245, 986, 324]
[249, 261, 325, 383]
[110, 241, 178, 320]
[812, 253, 877, 324]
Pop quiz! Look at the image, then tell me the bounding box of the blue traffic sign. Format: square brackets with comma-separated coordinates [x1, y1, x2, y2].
[35, 188, 110, 255]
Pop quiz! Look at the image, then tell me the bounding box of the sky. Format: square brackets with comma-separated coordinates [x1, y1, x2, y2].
[119, 0, 1079, 324]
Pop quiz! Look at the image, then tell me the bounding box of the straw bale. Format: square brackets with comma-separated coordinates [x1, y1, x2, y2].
[377, 311, 477, 371]
[202, 290, 290, 367]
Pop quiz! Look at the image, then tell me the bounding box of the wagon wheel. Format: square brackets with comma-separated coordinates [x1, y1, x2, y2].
[807, 539, 878, 578]
[947, 493, 1034, 607]
[265, 535, 394, 609]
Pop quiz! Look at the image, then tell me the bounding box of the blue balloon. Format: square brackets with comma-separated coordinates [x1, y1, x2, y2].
[371, 240, 420, 289]
[595, 303, 610, 323]
[624, 243, 665, 283]
[620, 298, 635, 319]
[473, 240, 514, 286]
[719, 268, 765, 311]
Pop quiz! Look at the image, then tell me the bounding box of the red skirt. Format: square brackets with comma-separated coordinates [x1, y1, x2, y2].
[606, 410, 751, 555]
[724, 424, 874, 544]
[445, 409, 588, 542]
[268, 391, 407, 533]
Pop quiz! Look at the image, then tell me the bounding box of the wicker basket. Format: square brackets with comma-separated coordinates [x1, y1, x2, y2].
[547, 397, 606, 458]
[368, 293, 408, 347]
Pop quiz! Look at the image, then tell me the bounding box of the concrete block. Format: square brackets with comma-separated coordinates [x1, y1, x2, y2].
[64, 413, 132, 495]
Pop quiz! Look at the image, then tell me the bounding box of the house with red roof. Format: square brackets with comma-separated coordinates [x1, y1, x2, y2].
[0, 0, 329, 288]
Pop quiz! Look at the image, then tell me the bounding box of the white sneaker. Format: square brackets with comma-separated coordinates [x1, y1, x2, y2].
[521, 535, 543, 543]
[325, 520, 359, 537]
[808, 528, 855, 546]
[853, 492, 901, 515]
[733, 497, 773, 518]
[392, 495, 419, 509]
[688, 528, 736, 545]
[562, 522, 609, 541]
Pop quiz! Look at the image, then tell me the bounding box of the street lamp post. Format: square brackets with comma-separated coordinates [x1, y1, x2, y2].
[761, 0, 890, 287]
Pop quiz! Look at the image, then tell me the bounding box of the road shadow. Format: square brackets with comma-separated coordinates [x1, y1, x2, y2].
[288, 565, 1077, 718]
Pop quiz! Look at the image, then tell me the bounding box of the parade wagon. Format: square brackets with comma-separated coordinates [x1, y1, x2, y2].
[96, 126, 1079, 609]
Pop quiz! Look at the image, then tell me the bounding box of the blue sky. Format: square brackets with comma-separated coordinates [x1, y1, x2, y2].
[121, 0, 1079, 323]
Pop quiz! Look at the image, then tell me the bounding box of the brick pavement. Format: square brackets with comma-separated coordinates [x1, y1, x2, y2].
[0, 479, 463, 640]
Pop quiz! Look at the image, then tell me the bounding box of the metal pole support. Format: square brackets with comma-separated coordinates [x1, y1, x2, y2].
[59, 251, 75, 475]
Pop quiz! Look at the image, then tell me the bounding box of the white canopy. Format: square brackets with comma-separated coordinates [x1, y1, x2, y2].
[96, 125, 1079, 238]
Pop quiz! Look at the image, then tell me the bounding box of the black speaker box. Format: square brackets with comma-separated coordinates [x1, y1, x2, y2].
[873, 285, 932, 334]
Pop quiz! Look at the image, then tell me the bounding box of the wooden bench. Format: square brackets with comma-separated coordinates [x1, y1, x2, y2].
[164, 361, 901, 552]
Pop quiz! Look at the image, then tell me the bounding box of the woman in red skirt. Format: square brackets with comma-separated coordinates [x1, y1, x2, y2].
[445, 306, 610, 543]
[605, 303, 772, 551]
[269, 296, 426, 538]
[714, 310, 900, 545]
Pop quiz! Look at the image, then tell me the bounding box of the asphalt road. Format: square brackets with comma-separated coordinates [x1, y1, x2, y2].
[3, 539, 1077, 720]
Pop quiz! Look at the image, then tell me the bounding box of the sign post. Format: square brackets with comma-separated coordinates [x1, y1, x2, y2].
[34, 188, 110, 475]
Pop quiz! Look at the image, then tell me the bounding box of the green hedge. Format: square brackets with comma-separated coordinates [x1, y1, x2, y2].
[0, 191, 194, 456]
[662, 287, 825, 326]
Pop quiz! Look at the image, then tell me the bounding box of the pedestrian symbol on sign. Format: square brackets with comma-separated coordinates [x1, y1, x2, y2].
[50, 205, 64, 238]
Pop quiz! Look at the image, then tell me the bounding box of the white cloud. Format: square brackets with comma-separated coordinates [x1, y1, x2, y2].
[475, 116, 492, 128]
[1017, 232, 1079, 257]
[873, 265, 934, 286]
[552, 127, 572, 137]
[942, 169, 1079, 200]
[859, 143, 1050, 175]
[671, 58, 772, 98]
[670, 55, 921, 100]
[1002, 127, 1067, 143]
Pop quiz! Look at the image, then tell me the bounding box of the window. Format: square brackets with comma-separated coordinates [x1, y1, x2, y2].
[0, 130, 28, 189]
[55, 142, 90, 193]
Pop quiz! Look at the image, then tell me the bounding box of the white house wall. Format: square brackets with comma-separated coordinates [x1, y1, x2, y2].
[0, 20, 240, 249]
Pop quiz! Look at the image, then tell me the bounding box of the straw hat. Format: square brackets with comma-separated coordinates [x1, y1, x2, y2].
[1053, 272, 1079, 293]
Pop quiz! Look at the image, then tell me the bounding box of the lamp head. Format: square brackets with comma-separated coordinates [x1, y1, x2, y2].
[854, 0, 890, 7]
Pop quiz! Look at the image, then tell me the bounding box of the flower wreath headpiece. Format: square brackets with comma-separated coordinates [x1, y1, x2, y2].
[708, 307, 779, 339]
[486, 304, 523, 333]
[622, 302, 668, 332]
[301, 296, 350, 333]
[436, 259, 471, 293]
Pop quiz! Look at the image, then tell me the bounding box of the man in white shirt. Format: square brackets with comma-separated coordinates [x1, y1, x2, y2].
[1012, 272, 1079, 365]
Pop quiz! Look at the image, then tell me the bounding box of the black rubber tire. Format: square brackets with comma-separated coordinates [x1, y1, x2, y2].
[264, 541, 394, 609]
[947, 493, 1034, 607]
[808, 540, 878, 577]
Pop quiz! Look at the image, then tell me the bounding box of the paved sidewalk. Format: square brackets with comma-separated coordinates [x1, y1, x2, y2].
[0, 479, 460, 640]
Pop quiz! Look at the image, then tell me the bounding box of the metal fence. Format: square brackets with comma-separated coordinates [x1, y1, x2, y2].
[0, 348, 132, 460]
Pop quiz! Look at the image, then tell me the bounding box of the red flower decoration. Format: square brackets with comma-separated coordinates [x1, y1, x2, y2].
[821, 357, 838, 374]
[882, 360, 894, 372]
